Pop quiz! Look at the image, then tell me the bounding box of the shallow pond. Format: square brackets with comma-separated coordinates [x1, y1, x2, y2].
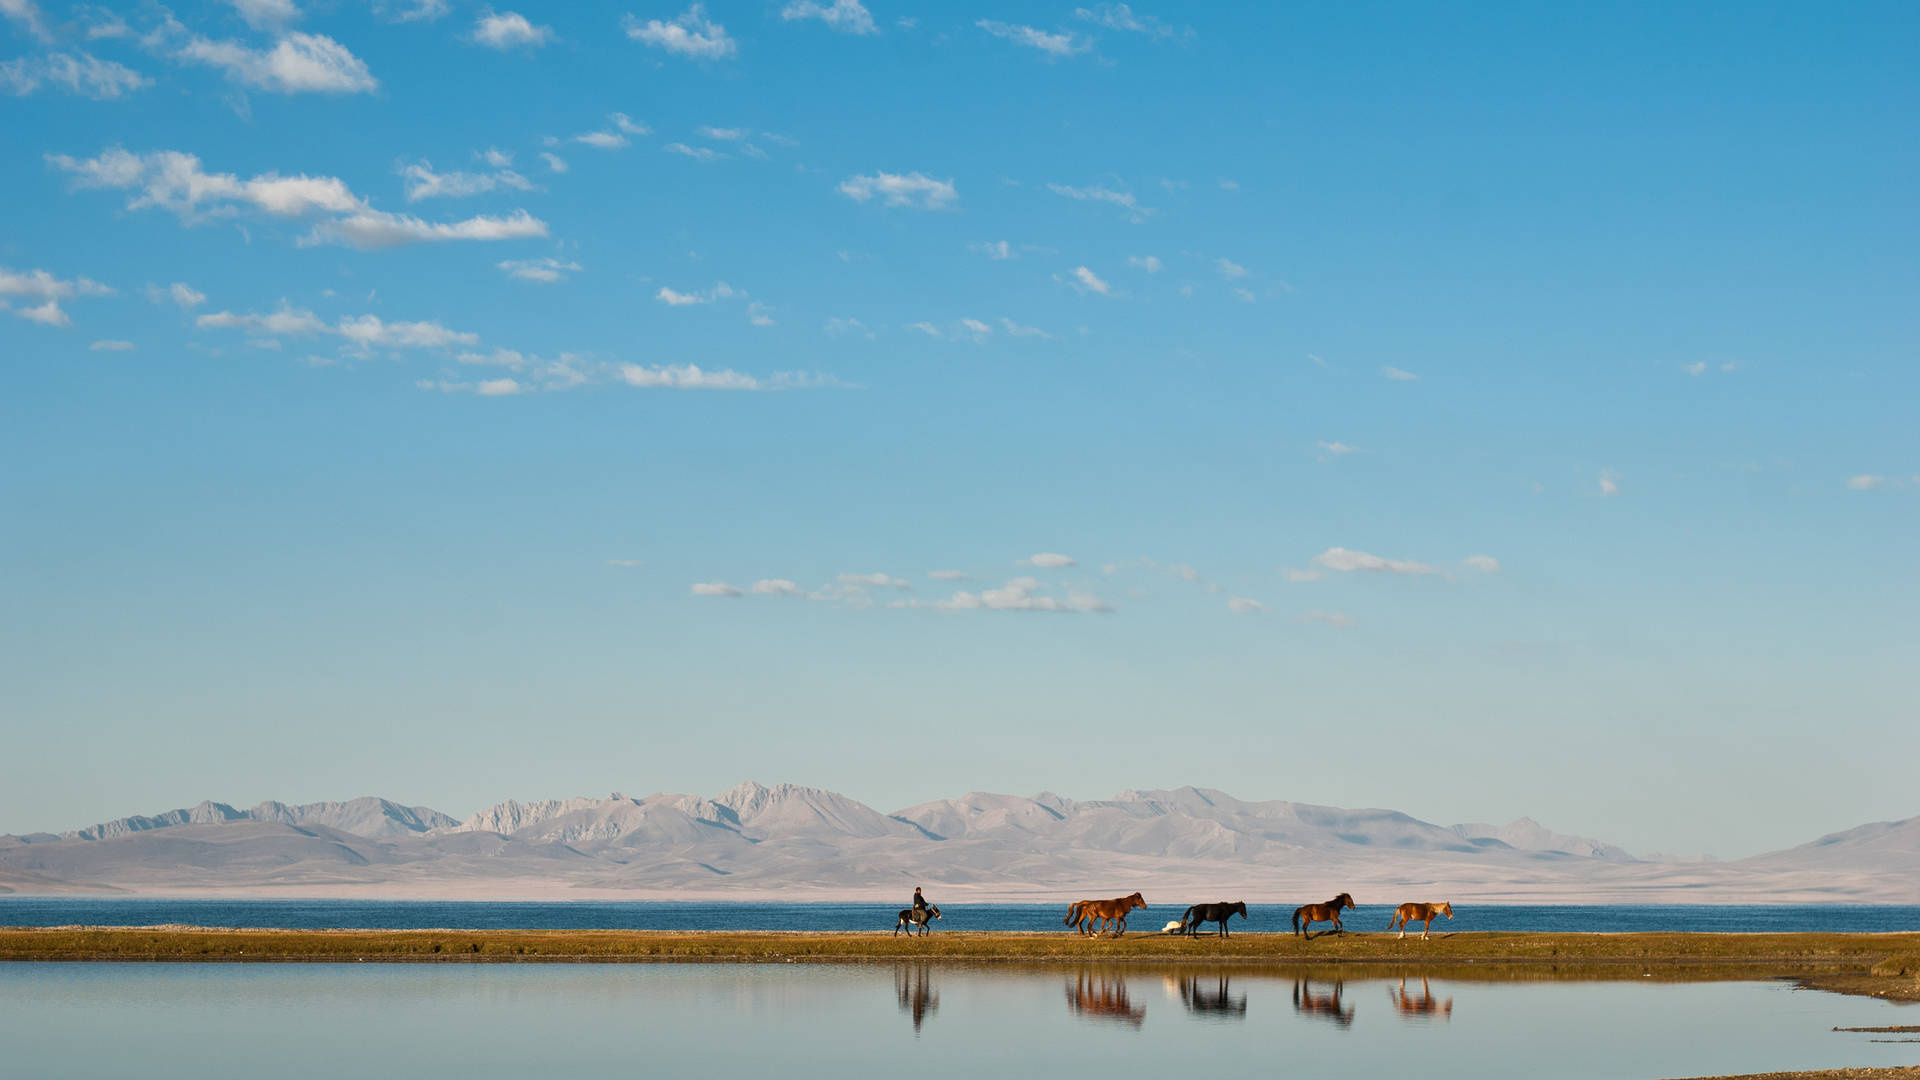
[2, 963, 1916, 1078]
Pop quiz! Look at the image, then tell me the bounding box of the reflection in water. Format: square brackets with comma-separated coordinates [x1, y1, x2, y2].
[1389, 976, 1454, 1022]
[894, 964, 939, 1033]
[1178, 974, 1247, 1021]
[1292, 976, 1355, 1028]
[1066, 970, 1146, 1028]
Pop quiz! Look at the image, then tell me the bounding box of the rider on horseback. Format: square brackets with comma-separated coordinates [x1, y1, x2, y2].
[913, 887, 929, 912]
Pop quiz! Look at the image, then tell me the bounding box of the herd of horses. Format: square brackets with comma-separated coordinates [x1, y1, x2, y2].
[894, 893, 1455, 939]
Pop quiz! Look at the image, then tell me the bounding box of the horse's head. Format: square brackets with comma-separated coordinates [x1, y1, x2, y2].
[1128, 892, 1147, 910]
[1336, 892, 1356, 910]
[1439, 902, 1452, 918]
[1233, 902, 1248, 919]
[928, 906, 942, 919]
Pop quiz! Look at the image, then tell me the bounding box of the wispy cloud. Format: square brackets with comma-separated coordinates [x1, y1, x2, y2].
[970, 240, 1014, 260]
[1302, 610, 1356, 628]
[655, 281, 741, 306]
[1048, 182, 1149, 221]
[1463, 555, 1502, 573]
[1598, 469, 1622, 497]
[1311, 547, 1439, 576]
[623, 4, 736, 59]
[838, 171, 957, 209]
[0, 51, 150, 99]
[400, 159, 535, 201]
[1023, 552, 1076, 568]
[1, 265, 114, 327]
[148, 16, 378, 95]
[780, 0, 876, 34]
[1381, 365, 1419, 381]
[1226, 596, 1267, 614]
[691, 581, 745, 597]
[936, 577, 1111, 613]
[976, 20, 1089, 57]
[497, 256, 581, 283]
[470, 10, 553, 48]
[1073, 3, 1187, 40]
[1126, 254, 1162, 273]
[1056, 266, 1111, 295]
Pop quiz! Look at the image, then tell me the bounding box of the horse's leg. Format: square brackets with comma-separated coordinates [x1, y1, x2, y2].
[1421, 917, 1432, 941]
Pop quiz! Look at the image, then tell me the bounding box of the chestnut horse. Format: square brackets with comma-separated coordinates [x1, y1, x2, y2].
[1292, 892, 1355, 937]
[1386, 901, 1452, 940]
[1065, 892, 1148, 936]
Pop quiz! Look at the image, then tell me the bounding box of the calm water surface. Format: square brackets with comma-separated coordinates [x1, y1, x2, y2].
[2, 963, 1916, 1079]
[4, 898, 1918, 933]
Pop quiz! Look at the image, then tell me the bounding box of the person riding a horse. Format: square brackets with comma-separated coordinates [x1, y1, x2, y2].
[913, 887, 928, 912]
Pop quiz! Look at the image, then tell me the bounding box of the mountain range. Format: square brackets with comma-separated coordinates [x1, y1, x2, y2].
[2, 783, 1912, 902]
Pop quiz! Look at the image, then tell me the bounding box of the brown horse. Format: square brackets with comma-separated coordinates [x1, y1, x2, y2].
[1389, 976, 1454, 1021]
[1292, 892, 1355, 938]
[1065, 970, 1145, 1027]
[1064, 892, 1148, 936]
[1291, 977, 1354, 1027]
[1386, 901, 1452, 940]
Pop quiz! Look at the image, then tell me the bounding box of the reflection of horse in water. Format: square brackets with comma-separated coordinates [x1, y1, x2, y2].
[1291, 977, 1355, 1028]
[1179, 974, 1248, 1019]
[1293, 893, 1356, 938]
[1388, 976, 1454, 1021]
[894, 964, 939, 1033]
[1065, 893, 1147, 936]
[1386, 901, 1453, 940]
[1065, 970, 1145, 1027]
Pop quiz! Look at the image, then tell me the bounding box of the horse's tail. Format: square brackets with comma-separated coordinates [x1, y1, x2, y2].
[1182, 905, 1197, 925]
[1292, 907, 1301, 934]
[1385, 912, 1396, 930]
[1064, 901, 1083, 927]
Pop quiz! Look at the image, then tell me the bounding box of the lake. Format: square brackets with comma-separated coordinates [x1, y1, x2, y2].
[4, 897, 1918, 933]
[2, 963, 1916, 1078]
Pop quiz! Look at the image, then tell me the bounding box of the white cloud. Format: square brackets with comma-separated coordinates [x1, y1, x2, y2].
[306, 209, 548, 249]
[90, 339, 135, 350]
[958, 317, 993, 342]
[1302, 610, 1356, 628]
[781, 0, 875, 34]
[976, 20, 1088, 57]
[1, 0, 53, 42]
[1215, 257, 1248, 279]
[471, 10, 552, 48]
[1048, 182, 1148, 219]
[928, 569, 967, 581]
[1226, 596, 1267, 614]
[970, 240, 1014, 260]
[0, 51, 151, 99]
[400, 159, 535, 201]
[540, 151, 568, 173]
[1, 266, 113, 327]
[617, 363, 761, 390]
[1684, 361, 1707, 376]
[655, 281, 740, 306]
[375, 0, 450, 20]
[1844, 474, 1886, 491]
[612, 113, 649, 135]
[823, 316, 872, 338]
[1059, 266, 1110, 295]
[225, 0, 300, 30]
[1463, 555, 1501, 573]
[1233, 287, 1255, 302]
[1024, 552, 1076, 568]
[1316, 440, 1358, 458]
[607, 559, 643, 568]
[665, 141, 724, 163]
[574, 130, 628, 149]
[483, 148, 513, 167]
[1598, 469, 1622, 497]
[751, 578, 804, 596]
[691, 581, 744, 597]
[838, 171, 957, 209]
[198, 307, 479, 353]
[1219, 178, 1239, 190]
[1073, 3, 1183, 39]
[1126, 254, 1162, 273]
[623, 4, 736, 59]
[1281, 568, 1323, 583]
[1000, 317, 1050, 339]
[169, 28, 378, 94]
[697, 125, 746, 141]
[498, 257, 581, 283]
[839, 572, 910, 590]
[1311, 547, 1439, 576]
[938, 576, 1110, 613]
[1381, 365, 1419, 381]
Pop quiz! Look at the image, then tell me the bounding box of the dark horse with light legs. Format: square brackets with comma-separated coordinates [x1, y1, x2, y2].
[1292, 892, 1356, 938]
[894, 904, 941, 936]
[1181, 901, 1248, 937]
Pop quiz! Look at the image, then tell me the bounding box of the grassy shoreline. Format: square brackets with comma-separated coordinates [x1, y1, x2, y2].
[2, 927, 1917, 996]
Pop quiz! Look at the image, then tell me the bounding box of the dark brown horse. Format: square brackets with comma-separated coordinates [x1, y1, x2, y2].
[1386, 901, 1453, 940]
[1292, 977, 1354, 1027]
[1065, 892, 1147, 936]
[1181, 901, 1248, 937]
[1065, 970, 1145, 1027]
[1292, 892, 1355, 937]
[894, 904, 941, 936]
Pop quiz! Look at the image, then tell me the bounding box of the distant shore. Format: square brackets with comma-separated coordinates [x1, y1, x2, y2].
[2, 927, 1916, 999]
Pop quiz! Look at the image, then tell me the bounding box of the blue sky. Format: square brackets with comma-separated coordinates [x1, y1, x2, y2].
[3, 0, 1915, 858]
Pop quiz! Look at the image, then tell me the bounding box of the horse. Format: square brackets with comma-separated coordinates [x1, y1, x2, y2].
[1179, 975, 1248, 1018]
[1181, 901, 1248, 938]
[894, 904, 941, 936]
[1064, 892, 1147, 936]
[1386, 900, 1453, 940]
[1065, 970, 1145, 1027]
[1292, 892, 1355, 938]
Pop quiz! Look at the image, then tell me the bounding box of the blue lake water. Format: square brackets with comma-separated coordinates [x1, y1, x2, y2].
[3, 897, 1919, 932]
[2, 963, 1916, 1079]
